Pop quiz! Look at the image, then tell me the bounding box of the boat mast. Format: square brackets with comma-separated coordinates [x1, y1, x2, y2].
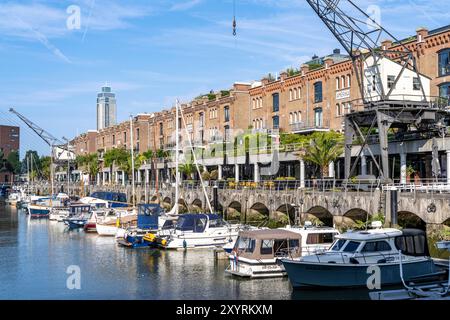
[27, 155, 30, 193]
[50, 145, 54, 206]
[179, 103, 214, 214]
[175, 100, 180, 215]
[130, 115, 136, 207]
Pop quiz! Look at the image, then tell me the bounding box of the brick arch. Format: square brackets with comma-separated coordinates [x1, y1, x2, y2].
[398, 211, 427, 231]
[249, 202, 270, 218]
[191, 199, 203, 210]
[343, 208, 370, 223]
[275, 204, 296, 224]
[304, 206, 333, 227]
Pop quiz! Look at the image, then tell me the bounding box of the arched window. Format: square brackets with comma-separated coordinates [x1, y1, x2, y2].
[289, 113, 293, 124]
[347, 74, 351, 87]
[341, 75, 346, 88]
[293, 88, 297, 100]
[297, 87, 301, 99]
[336, 103, 341, 116]
[297, 111, 302, 123]
[336, 77, 340, 90]
[252, 99, 256, 109]
[289, 89, 293, 101]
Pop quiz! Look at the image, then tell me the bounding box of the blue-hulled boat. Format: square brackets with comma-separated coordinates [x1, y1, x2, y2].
[90, 192, 129, 208]
[117, 204, 172, 248]
[281, 228, 439, 288]
[28, 194, 70, 219]
[64, 215, 88, 229]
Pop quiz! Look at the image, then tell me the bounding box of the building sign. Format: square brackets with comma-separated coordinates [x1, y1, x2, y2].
[336, 89, 350, 100]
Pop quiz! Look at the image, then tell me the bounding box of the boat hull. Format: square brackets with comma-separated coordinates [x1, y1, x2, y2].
[164, 234, 237, 250]
[84, 222, 97, 232]
[226, 257, 286, 278]
[96, 224, 118, 236]
[281, 259, 437, 288]
[28, 206, 51, 218]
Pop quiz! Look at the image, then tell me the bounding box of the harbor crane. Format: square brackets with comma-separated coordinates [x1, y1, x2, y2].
[9, 108, 72, 162]
[305, 0, 450, 183]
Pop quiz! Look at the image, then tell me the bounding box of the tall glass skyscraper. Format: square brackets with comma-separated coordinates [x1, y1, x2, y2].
[97, 85, 117, 130]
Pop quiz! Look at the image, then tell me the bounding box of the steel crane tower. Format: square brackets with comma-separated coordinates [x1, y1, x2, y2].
[306, 0, 450, 183]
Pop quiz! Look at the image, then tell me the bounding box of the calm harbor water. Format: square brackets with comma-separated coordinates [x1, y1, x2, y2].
[0, 205, 374, 300]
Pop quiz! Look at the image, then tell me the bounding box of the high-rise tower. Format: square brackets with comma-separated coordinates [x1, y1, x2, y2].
[97, 85, 117, 130]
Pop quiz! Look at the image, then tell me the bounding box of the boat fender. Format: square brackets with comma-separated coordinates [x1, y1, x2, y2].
[183, 240, 187, 249]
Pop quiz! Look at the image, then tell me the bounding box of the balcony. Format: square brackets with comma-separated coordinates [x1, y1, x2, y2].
[289, 120, 330, 134]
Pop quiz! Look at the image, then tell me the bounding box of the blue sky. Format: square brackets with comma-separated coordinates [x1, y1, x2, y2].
[0, 0, 448, 157]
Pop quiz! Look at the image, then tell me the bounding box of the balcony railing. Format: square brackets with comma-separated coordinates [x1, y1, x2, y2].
[290, 120, 330, 133]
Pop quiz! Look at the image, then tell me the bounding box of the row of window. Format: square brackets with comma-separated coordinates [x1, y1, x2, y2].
[336, 74, 352, 90]
[252, 118, 265, 130]
[289, 111, 302, 124]
[209, 107, 218, 119]
[252, 97, 263, 109]
[336, 102, 352, 117]
[288, 87, 302, 101]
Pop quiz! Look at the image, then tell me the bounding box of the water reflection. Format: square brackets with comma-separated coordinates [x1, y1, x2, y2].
[0, 206, 376, 300]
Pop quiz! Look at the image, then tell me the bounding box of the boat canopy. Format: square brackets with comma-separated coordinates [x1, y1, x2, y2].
[137, 204, 164, 230]
[233, 229, 302, 260]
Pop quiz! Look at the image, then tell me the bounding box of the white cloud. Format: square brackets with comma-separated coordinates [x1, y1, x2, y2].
[170, 0, 203, 12]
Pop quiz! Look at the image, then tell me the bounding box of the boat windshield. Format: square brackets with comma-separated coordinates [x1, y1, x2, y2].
[175, 215, 207, 233]
[209, 218, 228, 228]
[342, 241, 361, 253]
[331, 239, 347, 251]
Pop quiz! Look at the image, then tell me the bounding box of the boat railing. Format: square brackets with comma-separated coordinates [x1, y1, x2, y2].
[309, 251, 404, 264]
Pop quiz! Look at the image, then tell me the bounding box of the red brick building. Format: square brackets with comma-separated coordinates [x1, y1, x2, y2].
[0, 125, 20, 183]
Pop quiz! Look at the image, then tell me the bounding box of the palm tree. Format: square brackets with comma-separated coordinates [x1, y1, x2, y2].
[302, 131, 344, 178]
[179, 162, 196, 180]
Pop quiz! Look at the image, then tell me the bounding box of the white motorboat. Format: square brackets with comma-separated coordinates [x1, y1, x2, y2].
[158, 214, 240, 250]
[226, 224, 339, 278]
[281, 225, 439, 288]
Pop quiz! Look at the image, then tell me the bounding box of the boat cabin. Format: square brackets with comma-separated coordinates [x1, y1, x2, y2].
[233, 229, 303, 260]
[175, 214, 228, 233]
[330, 229, 429, 256]
[70, 204, 91, 216]
[90, 192, 128, 208]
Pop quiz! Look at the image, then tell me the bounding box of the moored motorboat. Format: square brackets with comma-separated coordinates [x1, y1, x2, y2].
[281, 226, 439, 288]
[156, 214, 239, 250]
[226, 224, 339, 278]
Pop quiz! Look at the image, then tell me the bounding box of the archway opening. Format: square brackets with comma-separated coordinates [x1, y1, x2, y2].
[398, 211, 426, 231]
[227, 201, 242, 221]
[191, 199, 203, 213]
[248, 202, 270, 223]
[178, 198, 189, 213]
[304, 206, 333, 227]
[276, 204, 296, 225]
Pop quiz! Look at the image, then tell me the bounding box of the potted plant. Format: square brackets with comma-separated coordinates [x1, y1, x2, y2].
[406, 165, 416, 183]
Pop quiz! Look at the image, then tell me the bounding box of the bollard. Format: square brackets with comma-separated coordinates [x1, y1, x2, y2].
[390, 188, 398, 226]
